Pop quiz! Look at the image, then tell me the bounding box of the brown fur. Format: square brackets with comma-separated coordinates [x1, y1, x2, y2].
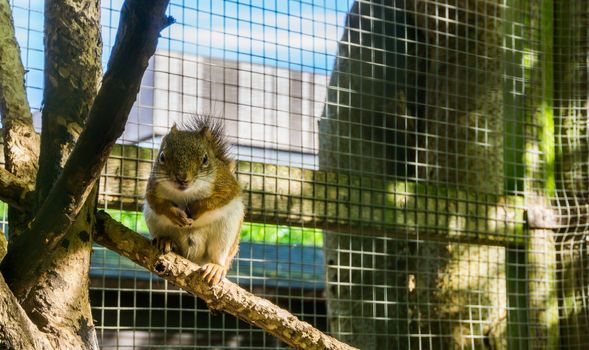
[144, 116, 243, 284]
[186, 165, 241, 219]
[223, 217, 242, 271]
[145, 177, 193, 226]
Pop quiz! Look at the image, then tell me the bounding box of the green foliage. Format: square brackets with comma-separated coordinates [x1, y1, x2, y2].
[105, 209, 150, 236]
[240, 222, 323, 247]
[105, 208, 323, 247]
[0, 201, 6, 233]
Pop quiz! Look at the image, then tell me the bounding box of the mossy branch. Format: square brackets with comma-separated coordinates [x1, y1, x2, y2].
[94, 211, 357, 350]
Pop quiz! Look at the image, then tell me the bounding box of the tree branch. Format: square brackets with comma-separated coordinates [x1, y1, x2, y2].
[35, 0, 103, 209]
[0, 167, 34, 212]
[94, 211, 357, 350]
[2, 0, 173, 284]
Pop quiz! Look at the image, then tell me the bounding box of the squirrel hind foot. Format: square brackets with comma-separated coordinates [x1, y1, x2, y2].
[152, 237, 178, 254]
[200, 263, 227, 285]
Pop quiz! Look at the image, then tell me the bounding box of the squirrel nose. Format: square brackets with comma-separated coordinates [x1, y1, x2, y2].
[176, 174, 188, 184]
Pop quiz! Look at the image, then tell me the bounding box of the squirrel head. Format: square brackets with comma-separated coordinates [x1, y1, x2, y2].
[154, 116, 234, 192]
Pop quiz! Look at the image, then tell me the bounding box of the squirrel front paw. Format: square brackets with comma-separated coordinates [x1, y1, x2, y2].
[168, 206, 193, 227]
[152, 237, 177, 254]
[200, 263, 227, 285]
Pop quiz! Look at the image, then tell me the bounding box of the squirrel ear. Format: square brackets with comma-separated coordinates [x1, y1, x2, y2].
[171, 123, 179, 133]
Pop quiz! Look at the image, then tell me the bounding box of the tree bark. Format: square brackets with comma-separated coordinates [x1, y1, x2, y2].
[94, 211, 356, 350]
[411, 0, 504, 193]
[409, 1, 508, 348]
[319, 1, 426, 347]
[0, 0, 39, 181]
[35, 0, 103, 209]
[0, 167, 34, 212]
[0, 0, 40, 238]
[0, 273, 53, 350]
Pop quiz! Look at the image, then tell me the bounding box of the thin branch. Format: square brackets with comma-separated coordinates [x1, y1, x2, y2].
[94, 211, 357, 350]
[2, 0, 173, 284]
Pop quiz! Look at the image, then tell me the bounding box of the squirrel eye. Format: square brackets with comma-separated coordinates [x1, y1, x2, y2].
[202, 154, 209, 166]
[158, 151, 166, 164]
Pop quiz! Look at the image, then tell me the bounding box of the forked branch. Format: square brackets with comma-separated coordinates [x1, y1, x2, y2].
[32, 0, 173, 249]
[94, 211, 357, 350]
[2, 0, 174, 285]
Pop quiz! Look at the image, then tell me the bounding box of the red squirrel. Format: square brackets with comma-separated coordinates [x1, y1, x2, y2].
[143, 116, 243, 285]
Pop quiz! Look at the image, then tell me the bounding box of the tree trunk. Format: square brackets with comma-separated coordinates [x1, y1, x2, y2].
[319, 1, 427, 348]
[319, 1, 508, 348]
[413, 0, 504, 193]
[410, 1, 508, 348]
[553, 1, 589, 348]
[5, 0, 102, 347]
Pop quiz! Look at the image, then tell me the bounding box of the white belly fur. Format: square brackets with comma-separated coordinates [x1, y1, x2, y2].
[143, 197, 244, 266]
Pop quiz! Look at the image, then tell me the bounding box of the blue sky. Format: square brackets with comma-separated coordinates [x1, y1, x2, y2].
[11, 0, 351, 111]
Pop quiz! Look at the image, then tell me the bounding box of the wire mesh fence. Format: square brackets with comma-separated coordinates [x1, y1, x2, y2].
[3, 0, 589, 349]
